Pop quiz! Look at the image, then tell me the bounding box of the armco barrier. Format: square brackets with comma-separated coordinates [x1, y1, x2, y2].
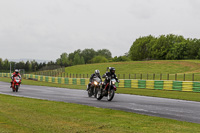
[0, 73, 11, 78]
[1, 73, 200, 93]
[23, 74, 90, 86]
[24, 74, 200, 93]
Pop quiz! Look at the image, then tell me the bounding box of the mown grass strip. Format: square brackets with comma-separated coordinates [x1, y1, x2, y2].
[1, 77, 200, 102]
[0, 94, 200, 133]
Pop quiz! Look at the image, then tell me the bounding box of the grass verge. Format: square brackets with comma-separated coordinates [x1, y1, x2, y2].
[1, 77, 200, 102]
[0, 94, 200, 133]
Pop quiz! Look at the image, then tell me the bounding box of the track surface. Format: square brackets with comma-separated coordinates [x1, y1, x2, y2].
[0, 81, 200, 123]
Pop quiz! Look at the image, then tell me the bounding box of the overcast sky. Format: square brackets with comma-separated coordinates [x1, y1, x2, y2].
[0, 0, 200, 61]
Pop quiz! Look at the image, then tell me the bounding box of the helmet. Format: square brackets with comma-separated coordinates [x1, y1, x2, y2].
[110, 67, 115, 74]
[15, 69, 19, 74]
[95, 70, 100, 76]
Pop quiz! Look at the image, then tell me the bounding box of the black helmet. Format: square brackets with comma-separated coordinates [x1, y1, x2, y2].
[110, 67, 115, 74]
[95, 70, 100, 76]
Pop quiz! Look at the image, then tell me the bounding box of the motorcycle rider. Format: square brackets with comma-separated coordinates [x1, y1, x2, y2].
[102, 67, 119, 89]
[10, 69, 21, 88]
[87, 70, 102, 91]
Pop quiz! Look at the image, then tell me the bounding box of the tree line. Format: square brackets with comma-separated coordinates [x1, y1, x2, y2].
[55, 48, 130, 67]
[1, 34, 200, 72]
[0, 48, 129, 72]
[129, 34, 200, 60]
[0, 59, 58, 73]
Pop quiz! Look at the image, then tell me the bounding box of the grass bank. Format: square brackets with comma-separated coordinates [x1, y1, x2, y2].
[64, 60, 200, 74]
[63, 60, 200, 80]
[1, 77, 200, 102]
[0, 94, 200, 133]
[34, 60, 200, 80]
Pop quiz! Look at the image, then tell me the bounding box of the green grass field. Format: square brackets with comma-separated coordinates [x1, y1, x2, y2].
[1, 60, 200, 132]
[34, 60, 200, 80]
[64, 60, 200, 74]
[1, 94, 200, 133]
[62, 60, 200, 80]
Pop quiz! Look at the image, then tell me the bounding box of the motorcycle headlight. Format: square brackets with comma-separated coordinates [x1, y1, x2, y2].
[112, 81, 115, 85]
[94, 81, 98, 85]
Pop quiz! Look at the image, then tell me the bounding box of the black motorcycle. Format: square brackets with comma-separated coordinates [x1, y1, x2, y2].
[88, 77, 102, 98]
[96, 77, 118, 101]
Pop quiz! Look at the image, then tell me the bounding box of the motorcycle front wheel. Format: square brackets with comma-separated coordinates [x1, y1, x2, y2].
[107, 89, 115, 101]
[94, 87, 98, 98]
[12, 85, 15, 92]
[16, 85, 19, 92]
[96, 90, 103, 100]
[88, 88, 93, 97]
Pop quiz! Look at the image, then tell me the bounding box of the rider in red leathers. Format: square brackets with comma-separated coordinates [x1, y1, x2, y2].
[10, 69, 21, 88]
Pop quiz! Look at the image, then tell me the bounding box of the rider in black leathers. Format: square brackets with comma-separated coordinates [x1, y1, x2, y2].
[87, 70, 102, 91]
[102, 67, 119, 89]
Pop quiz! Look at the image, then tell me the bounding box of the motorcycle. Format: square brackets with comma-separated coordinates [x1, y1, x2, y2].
[96, 77, 118, 101]
[11, 76, 21, 92]
[88, 77, 102, 98]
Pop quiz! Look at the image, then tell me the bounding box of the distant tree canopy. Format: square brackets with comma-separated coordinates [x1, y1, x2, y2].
[0, 48, 113, 72]
[90, 56, 109, 63]
[129, 34, 200, 60]
[1, 34, 200, 73]
[0, 58, 52, 72]
[55, 48, 112, 67]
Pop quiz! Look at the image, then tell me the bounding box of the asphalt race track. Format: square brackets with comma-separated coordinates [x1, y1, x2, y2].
[0, 81, 200, 124]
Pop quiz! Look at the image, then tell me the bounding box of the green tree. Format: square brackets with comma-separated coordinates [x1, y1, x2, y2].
[56, 58, 61, 66]
[73, 53, 81, 65]
[80, 56, 85, 64]
[3, 59, 10, 70]
[25, 61, 31, 72]
[60, 52, 69, 66]
[112, 56, 131, 62]
[0, 58, 3, 71]
[81, 48, 96, 64]
[16, 61, 25, 70]
[187, 39, 200, 59]
[129, 35, 155, 60]
[152, 34, 185, 59]
[166, 42, 188, 59]
[90, 56, 109, 63]
[96, 49, 112, 59]
[31, 60, 38, 72]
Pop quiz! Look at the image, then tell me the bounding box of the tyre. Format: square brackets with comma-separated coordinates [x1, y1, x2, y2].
[88, 89, 93, 97]
[96, 90, 103, 100]
[12, 85, 15, 92]
[94, 87, 98, 98]
[107, 89, 115, 101]
[16, 85, 18, 92]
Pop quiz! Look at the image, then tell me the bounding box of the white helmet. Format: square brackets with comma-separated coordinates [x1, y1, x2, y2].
[15, 69, 19, 73]
[95, 70, 100, 76]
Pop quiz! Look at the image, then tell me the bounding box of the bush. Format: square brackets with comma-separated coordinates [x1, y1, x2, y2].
[90, 56, 109, 63]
